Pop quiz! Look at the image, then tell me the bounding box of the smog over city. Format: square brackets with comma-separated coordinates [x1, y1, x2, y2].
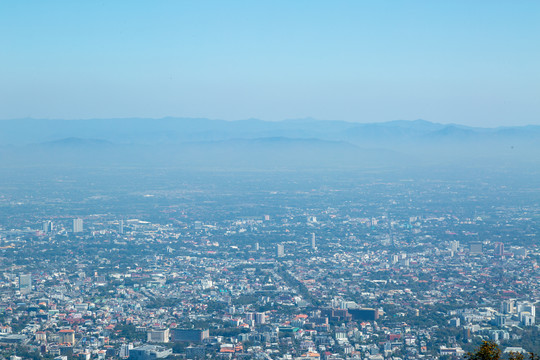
[0, 2, 539, 360]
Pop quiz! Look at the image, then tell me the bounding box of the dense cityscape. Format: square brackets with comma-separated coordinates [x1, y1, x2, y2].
[0, 168, 538, 360]
[3, 0, 540, 359]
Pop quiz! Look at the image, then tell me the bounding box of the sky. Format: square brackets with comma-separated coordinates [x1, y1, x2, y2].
[1, 1, 539, 126]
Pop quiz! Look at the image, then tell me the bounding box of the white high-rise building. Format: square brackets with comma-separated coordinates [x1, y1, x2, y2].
[517, 302, 536, 317]
[516, 301, 536, 326]
[501, 299, 515, 314]
[277, 244, 284, 257]
[311, 233, 316, 250]
[520, 313, 535, 326]
[19, 274, 32, 294]
[43, 221, 53, 233]
[255, 312, 266, 324]
[119, 343, 133, 359]
[119, 220, 124, 234]
[73, 218, 83, 233]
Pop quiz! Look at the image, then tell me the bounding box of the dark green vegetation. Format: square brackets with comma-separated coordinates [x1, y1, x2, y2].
[466, 341, 539, 360]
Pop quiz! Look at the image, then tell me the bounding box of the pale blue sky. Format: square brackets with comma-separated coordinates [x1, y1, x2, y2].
[1, 1, 539, 126]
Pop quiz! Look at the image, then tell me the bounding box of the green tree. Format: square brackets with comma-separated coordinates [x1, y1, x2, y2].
[466, 341, 539, 360]
[466, 341, 501, 360]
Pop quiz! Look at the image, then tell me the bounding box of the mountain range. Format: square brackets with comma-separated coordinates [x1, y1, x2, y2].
[1, 118, 539, 170]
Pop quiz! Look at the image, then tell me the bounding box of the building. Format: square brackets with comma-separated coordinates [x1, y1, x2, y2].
[517, 302, 536, 317]
[349, 308, 379, 321]
[321, 308, 353, 322]
[521, 314, 535, 326]
[129, 345, 172, 360]
[120, 344, 133, 359]
[469, 242, 483, 255]
[518, 302, 536, 326]
[501, 300, 515, 314]
[245, 312, 255, 322]
[490, 330, 509, 342]
[277, 244, 285, 257]
[494, 242, 504, 256]
[504, 347, 527, 355]
[35, 332, 46, 342]
[119, 220, 124, 234]
[0, 334, 27, 345]
[171, 329, 209, 343]
[200, 278, 213, 289]
[311, 233, 316, 250]
[43, 221, 53, 233]
[58, 329, 75, 345]
[512, 247, 527, 257]
[495, 314, 506, 327]
[450, 317, 460, 327]
[440, 347, 465, 356]
[147, 328, 169, 343]
[255, 312, 266, 324]
[73, 218, 83, 233]
[18, 274, 32, 294]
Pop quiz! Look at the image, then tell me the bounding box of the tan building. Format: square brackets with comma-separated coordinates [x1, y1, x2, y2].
[59, 329, 75, 344]
[35, 331, 47, 342]
[147, 328, 170, 343]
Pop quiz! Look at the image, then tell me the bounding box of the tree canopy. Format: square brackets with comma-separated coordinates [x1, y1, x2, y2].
[466, 341, 539, 360]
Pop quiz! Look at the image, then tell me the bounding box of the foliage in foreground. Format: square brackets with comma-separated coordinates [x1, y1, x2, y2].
[466, 341, 539, 360]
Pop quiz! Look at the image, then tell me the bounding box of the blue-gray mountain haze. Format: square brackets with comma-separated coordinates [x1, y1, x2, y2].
[1, 118, 538, 170]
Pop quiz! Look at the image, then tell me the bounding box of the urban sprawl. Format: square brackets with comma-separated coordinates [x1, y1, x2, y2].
[0, 170, 538, 360]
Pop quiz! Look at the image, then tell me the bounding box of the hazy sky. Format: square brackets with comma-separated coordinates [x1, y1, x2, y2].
[1, 1, 539, 126]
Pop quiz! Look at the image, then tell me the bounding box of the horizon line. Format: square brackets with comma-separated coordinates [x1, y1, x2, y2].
[0, 117, 538, 129]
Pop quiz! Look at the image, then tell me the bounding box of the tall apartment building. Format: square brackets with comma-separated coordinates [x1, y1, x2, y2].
[73, 218, 83, 233]
[277, 244, 285, 257]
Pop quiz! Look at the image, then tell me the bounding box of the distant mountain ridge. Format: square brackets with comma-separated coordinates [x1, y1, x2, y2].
[1, 117, 539, 146]
[1, 118, 539, 170]
[36, 137, 115, 147]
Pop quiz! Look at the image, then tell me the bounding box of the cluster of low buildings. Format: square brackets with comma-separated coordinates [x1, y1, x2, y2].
[0, 176, 538, 359]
